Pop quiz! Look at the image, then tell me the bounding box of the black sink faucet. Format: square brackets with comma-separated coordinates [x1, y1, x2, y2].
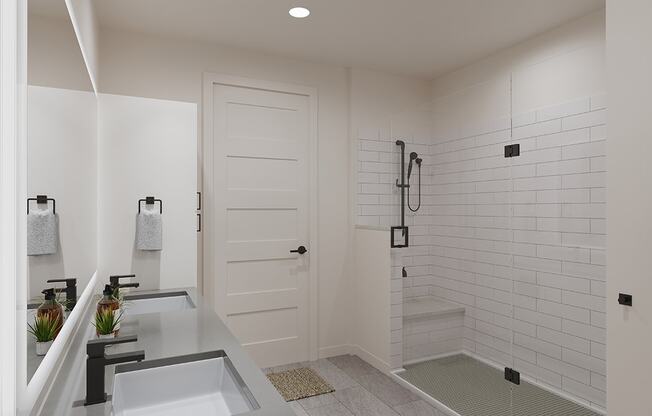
[85, 335, 145, 405]
[109, 274, 140, 297]
[46, 278, 77, 311]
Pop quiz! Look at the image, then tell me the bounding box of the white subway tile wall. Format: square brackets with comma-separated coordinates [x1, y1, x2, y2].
[356, 94, 607, 412]
[403, 312, 465, 363]
[357, 120, 434, 370]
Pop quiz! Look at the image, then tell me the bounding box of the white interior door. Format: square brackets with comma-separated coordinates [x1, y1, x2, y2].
[207, 78, 312, 368]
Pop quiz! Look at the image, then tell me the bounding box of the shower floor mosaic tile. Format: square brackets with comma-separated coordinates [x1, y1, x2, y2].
[398, 354, 600, 416]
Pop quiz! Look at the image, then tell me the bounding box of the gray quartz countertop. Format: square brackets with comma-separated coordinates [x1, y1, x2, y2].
[38, 288, 294, 416]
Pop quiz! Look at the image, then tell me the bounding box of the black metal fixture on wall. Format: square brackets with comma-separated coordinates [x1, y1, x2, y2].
[138, 196, 162, 214]
[392, 140, 423, 248]
[407, 152, 422, 212]
[392, 140, 409, 248]
[27, 194, 55, 214]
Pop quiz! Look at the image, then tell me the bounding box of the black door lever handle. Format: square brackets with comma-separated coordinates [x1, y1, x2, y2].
[290, 246, 308, 254]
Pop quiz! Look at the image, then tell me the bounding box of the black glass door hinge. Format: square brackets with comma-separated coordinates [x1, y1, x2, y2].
[504, 144, 520, 158]
[504, 367, 520, 385]
[618, 293, 633, 306]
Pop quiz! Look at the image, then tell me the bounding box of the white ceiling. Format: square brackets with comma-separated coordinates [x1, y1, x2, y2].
[92, 0, 603, 79]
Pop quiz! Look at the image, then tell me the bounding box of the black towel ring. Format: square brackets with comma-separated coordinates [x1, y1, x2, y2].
[27, 195, 56, 214]
[138, 196, 162, 214]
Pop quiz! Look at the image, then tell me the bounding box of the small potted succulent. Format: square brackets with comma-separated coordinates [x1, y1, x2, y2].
[93, 308, 123, 339]
[112, 287, 128, 330]
[27, 313, 60, 356]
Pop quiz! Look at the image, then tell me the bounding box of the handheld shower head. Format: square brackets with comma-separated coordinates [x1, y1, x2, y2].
[416, 157, 422, 166]
[407, 152, 418, 180]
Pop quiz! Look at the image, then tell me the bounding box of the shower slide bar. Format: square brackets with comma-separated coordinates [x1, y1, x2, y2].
[392, 140, 422, 248]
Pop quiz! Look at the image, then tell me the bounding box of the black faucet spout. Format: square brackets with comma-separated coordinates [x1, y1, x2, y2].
[118, 282, 140, 289]
[105, 350, 145, 366]
[85, 335, 144, 406]
[109, 274, 136, 287]
[109, 274, 139, 298]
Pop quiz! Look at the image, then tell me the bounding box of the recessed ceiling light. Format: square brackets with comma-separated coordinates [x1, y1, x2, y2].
[289, 7, 310, 18]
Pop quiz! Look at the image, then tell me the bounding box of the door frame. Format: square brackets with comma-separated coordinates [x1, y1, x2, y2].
[202, 72, 319, 362]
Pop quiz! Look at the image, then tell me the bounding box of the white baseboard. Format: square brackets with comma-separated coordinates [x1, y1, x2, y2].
[318, 344, 352, 359]
[318, 344, 392, 375]
[349, 344, 392, 374]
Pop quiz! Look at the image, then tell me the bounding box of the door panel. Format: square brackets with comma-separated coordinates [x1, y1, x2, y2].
[227, 189, 298, 209]
[226, 260, 297, 294]
[227, 209, 297, 241]
[226, 240, 301, 262]
[227, 157, 298, 189]
[211, 83, 310, 368]
[227, 102, 298, 140]
[227, 307, 298, 343]
[227, 139, 298, 160]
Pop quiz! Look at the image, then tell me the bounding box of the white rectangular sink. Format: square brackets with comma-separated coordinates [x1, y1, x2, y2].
[122, 292, 195, 316]
[112, 351, 258, 416]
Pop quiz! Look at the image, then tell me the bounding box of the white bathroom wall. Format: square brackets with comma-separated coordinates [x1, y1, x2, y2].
[97, 28, 355, 356]
[27, 14, 92, 92]
[606, 1, 652, 414]
[425, 10, 607, 411]
[27, 85, 97, 299]
[428, 93, 606, 410]
[431, 10, 606, 107]
[352, 227, 392, 371]
[349, 68, 432, 140]
[98, 93, 197, 290]
[351, 68, 431, 228]
[350, 68, 432, 368]
[355, 105, 434, 369]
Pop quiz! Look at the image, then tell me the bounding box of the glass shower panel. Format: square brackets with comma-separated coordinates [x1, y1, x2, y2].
[507, 57, 607, 416]
[391, 82, 516, 415]
[390, 63, 604, 416]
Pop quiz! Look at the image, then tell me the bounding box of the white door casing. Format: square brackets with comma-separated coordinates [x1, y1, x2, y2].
[203, 74, 318, 368]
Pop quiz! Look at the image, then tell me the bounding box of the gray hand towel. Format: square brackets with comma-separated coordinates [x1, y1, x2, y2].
[27, 206, 58, 256]
[136, 207, 162, 251]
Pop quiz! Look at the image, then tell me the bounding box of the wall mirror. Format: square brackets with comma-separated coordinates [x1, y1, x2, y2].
[25, 0, 97, 384]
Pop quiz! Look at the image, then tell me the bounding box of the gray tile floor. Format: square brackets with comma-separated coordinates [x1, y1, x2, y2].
[264, 355, 444, 416]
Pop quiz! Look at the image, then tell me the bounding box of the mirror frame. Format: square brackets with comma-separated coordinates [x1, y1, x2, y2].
[13, 0, 100, 414]
[0, 0, 26, 414]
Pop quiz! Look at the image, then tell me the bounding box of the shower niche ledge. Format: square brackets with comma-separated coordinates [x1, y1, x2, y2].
[402, 297, 466, 364]
[403, 296, 465, 320]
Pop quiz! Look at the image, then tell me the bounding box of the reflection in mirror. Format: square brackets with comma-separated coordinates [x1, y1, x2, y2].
[26, 0, 96, 383]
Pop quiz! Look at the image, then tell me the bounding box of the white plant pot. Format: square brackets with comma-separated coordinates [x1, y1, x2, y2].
[98, 333, 115, 339]
[35, 340, 53, 356]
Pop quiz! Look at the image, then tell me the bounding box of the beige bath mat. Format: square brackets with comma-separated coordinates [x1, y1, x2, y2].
[267, 367, 335, 401]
